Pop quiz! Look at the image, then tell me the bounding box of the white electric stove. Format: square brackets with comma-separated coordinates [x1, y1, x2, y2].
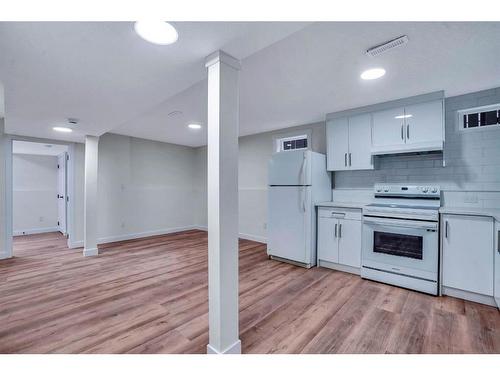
[361, 184, 441, 295]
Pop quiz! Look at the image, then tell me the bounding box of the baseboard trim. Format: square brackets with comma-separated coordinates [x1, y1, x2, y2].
[67, 226, 267, 249]
[0, 252, 11, 260]
[318, 260, 360, 275]
[207, 339, 241, 354]
[97, 226, 199, 245]
[442, 286, 496, 307]
[238, 232, 267, 244]
[14, 227, 59, 236]
[83, 247, 98, 257]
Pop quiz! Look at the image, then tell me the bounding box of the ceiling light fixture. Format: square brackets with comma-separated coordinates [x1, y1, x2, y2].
[53, 127, 73, 133]
[395, 114, 413, 119]
[188, 123, 202, 130]
[360, 68, 386, 80]
[134, 21, 178, 45]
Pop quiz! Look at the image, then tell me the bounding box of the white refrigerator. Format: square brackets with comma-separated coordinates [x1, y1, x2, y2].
[267, 150, 331, 268]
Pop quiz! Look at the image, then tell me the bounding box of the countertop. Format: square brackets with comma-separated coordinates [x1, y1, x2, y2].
[316, 201, 367, 209]
[439, 206, 500, 221]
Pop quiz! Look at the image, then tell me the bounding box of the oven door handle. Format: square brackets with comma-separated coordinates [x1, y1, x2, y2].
[363, 216, 438, 230]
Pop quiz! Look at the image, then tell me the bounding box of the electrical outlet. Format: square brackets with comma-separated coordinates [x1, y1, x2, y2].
[263, 222, 267, 230]
[464, 193, 479, 204]
[39, 216, 44, 222]
[121, 221, 125, 228]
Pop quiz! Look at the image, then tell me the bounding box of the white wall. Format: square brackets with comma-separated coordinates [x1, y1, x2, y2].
[70, 133, 198, 246]
[13, 154, 59, 235]
[195, 121, 327, 242]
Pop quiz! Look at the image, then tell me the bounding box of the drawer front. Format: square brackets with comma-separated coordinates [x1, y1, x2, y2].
[318, 207, 361, 220]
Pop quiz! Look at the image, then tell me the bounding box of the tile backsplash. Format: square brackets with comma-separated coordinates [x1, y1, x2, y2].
[334, 87, 500, 192]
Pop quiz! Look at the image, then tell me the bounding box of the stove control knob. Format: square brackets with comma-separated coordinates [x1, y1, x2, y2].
[431, 187, 438, 193]
[422, 186, 429, 193]
[376, 188, 382, 192]
[384, 186, 389, 192]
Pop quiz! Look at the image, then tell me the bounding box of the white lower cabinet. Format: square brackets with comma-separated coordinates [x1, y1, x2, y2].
[317, 207, 361, 272]
[442, 214, 494, 297]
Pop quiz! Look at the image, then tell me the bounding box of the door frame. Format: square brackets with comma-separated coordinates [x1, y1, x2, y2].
[4, 135, 76, 257]
[57, 151, 68, 235]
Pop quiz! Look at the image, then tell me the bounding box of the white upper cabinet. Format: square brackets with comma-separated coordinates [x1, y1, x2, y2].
[371, 99, 444, 155]
[348, 114, 373, 170]
[404, 100, 444, 147]
[326, 117, 349, 171]
[326, 114, 373, 171]
[371, 107, 406, 150]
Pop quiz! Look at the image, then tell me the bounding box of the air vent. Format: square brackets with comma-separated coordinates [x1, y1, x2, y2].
[168, 110, 183, 117]
[366, 35, 409, 57]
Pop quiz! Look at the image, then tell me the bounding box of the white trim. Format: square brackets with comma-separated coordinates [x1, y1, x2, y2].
[14, 227, 59, 236]
[83, 247, 98, 257]
[442, 286, 496, 307]
[238, 232, 267, 244]
[97, 226, 199, 245]
[318, 260, 360, 275]
[207, 339, 241, 354]
[68, 225, 201, 249]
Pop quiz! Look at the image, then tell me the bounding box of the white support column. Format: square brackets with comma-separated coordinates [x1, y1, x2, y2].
[0, 118, 13, 260]
[83, 135, 99, 257]
[205, 51, 241, 354]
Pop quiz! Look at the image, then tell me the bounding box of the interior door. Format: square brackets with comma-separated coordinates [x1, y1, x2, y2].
[372, 107, 406, 150]
[404, 100, 443, 145]
[348, 114, 373, 170]
[326, 118, 349, 171]
[267, 186, 310, 264]
[268, 150, 311, 186]
[57, 152, 67, 235]
[442, 214, 493, 296]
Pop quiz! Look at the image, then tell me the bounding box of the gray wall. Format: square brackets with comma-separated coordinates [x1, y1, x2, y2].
[71, 133, 198, 246]
[13, 154, 59, 234]
[334, 87, 500, 192]
[194, 121, 326, 241]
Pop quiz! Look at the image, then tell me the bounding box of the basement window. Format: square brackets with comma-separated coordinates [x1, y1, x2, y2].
[459, 104, 500, 131]
[277, 134, 308, 152]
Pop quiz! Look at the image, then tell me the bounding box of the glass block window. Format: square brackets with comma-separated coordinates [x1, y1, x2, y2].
[460, 104, 500, 130]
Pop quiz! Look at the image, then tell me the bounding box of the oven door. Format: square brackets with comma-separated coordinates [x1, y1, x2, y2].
[362, 216, 438, 281]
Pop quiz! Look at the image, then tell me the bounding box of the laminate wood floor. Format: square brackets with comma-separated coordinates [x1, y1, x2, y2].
[1, 230, 499, 354]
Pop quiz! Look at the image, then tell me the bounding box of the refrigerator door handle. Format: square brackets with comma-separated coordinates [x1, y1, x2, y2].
[299, 152, 307, 186]
[302, 187, 306, 212]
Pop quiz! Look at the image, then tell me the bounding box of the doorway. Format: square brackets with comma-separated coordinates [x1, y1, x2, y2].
[12, 140, 69, 238]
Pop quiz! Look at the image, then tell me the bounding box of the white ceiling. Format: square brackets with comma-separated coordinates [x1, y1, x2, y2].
[2, 22, 500, 147]
[0, 21, 309, 142]
[13, 140, 68, 156]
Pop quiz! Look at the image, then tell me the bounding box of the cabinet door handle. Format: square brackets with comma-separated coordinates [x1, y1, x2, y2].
[338, 223, 342, 238]
[348, 153, 352, 166]
[445, 221, 449, 238]
[334, 223, 338, 238]
[401, 124, 404, 140]
[407, 124, 410, 139]
[344, 153, 347, 167]
[497, 230, 500, 253]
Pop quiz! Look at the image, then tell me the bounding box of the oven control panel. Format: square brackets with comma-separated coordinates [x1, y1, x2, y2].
[374, 184, 440, 198]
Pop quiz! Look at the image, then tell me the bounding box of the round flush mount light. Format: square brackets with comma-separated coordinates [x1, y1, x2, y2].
[188, 123, 202, 130]
[360, 68, 386, 80]
[53, 126, 73, 133]
[134, 21, 178, 45]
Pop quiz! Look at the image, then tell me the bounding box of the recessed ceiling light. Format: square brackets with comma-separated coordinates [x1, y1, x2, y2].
[188, 123, 202, 130]
[360, 68, 386, 80]
[53, 127, 73, 133]
[134, 21, 178, 45]
[395, 114, 413, 119]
